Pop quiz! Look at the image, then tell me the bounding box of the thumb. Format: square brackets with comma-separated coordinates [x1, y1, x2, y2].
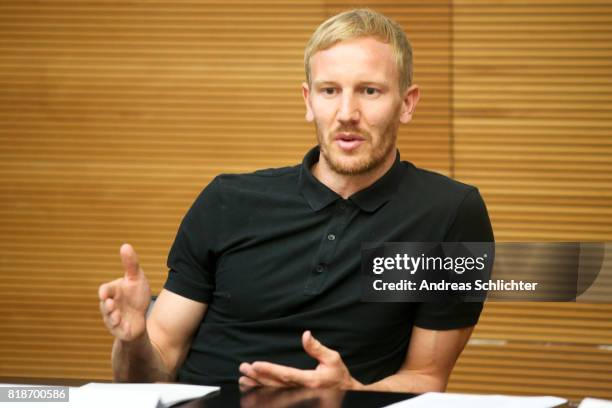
[302, 330, 337, 364]
[119, 243, 143, 280]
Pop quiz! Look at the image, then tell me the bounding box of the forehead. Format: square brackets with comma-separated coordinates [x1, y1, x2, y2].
[310, 36, 398, 86]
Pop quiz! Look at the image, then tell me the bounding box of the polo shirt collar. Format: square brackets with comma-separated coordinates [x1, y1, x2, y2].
[299, 145, 402, 213]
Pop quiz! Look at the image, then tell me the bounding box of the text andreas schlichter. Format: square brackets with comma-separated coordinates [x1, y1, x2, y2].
[371, 253, 539, 292]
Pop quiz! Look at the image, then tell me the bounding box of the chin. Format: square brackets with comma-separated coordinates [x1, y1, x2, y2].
[328, 155, 378, 176]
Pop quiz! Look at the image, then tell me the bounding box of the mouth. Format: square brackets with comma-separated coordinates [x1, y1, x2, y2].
[334, 133, 365, 152]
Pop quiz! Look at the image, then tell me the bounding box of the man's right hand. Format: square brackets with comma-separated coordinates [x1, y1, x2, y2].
[99, 243, 152, 342]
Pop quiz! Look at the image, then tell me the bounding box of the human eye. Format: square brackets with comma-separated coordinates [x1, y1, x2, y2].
[362, 87, 380, 96]
[321, 87, 337, 96]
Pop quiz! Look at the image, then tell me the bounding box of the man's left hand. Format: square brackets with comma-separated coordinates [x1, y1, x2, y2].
[239, 330, 363, 390]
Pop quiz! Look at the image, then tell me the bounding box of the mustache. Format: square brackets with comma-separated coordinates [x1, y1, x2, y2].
[333, 127, 369, 137]
[335, 126, 361, 133]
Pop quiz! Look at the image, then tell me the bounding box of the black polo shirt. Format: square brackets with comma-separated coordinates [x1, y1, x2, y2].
[164, 146, 494, 386]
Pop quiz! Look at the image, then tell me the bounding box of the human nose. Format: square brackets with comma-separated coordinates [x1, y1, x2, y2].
[337, 92, 360, 123]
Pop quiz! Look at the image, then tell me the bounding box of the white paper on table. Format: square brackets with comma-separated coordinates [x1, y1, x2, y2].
[77, 382, 219, 408]
[71, 386, 161, 408]
[579, 398, 612, 408]
[382, 392, 567, 408]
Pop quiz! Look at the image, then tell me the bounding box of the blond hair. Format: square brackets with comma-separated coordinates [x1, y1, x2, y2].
[304, 9, 413, 92]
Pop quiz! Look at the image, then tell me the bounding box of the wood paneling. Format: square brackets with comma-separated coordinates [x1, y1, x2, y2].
[2, 0, 610, 403]
[451, 0, 612, 402]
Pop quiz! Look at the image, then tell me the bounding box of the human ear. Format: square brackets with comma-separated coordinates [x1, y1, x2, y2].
[399, 84, 420, 124]
[302, 82, 314, 122]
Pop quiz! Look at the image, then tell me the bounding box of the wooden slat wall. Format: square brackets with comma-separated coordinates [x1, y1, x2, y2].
[1, 0, 610, 402]
[0, 0, 452, 381]
[450, 0, 612, 402]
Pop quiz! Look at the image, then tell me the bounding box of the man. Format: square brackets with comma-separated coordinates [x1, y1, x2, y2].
[98, 9, 493, 392]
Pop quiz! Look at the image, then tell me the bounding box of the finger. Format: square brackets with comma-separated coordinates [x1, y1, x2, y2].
[101, 313, 113, 330]
[104, 298, 115, 313]
[239, 363, 259, 380]
[302, 331, 340, 366]
[103, 310, 121, 329]
[251, 361, 313, 387]
[99, 300, 108, 316]
[109, 309, 121, 326]
[99, 299, 115, 318]
[120, 243, 142, 281]
[243, 363, 290, 387]
[101, 306, 120, 330]
[247, 374, 286, 388]
[98, 282, 117, 300]
[238, 376, 260, 389]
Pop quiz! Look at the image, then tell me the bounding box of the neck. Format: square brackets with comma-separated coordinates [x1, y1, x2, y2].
[311, 151, 396, 199]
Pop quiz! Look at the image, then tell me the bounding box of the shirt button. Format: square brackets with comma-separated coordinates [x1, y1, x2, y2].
[339, 202, 347, 210]
[327, 234, 336, 241]
[315, 264, 325, 273]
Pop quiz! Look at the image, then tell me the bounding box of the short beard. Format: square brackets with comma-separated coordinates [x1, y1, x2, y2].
[316, 123, 398, 176]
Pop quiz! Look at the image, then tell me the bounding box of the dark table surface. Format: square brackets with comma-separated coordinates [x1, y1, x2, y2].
[0, 377, 415, 407]
[176, 384, 415, 408]
[0, 377, 574, 408]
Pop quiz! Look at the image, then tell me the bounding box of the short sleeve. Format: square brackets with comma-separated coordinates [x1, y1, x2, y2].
[414, 188, 494, 330]
[163, 177, 224, 303]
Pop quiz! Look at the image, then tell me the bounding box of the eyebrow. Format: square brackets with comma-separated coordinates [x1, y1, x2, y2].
[312, 80, 336, 87]
[312, 80, 390, 89]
